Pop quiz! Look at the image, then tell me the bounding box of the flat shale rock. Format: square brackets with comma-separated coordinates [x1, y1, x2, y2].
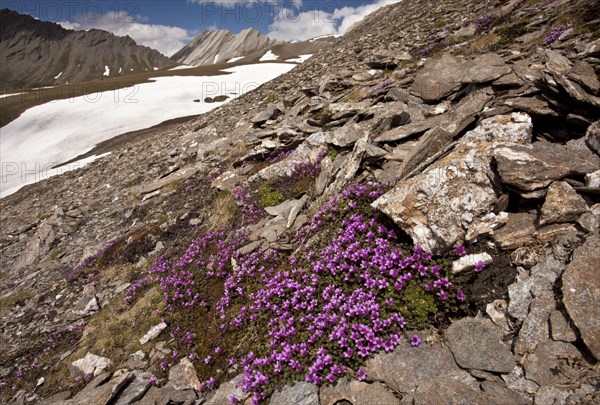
[168, 358, 200, 391]
[206, 375, 245, 405]
[523, 339, 582, 386]
[494, 212, 536, 250]
[269, 382, 319, 405]
[319, 379, 399, 405]
[59, 372, 132, 405]
[412, 377, 492, 405]
[480, 381, 532, 405]
[446, 317, 515, 373]
[549, 310, 577, 343]
[494, 142, 598, 193]
[410, 53, 509, 102]
[410, 54, 465, 101]
[561, 235, 600, 359]
[540, 182, 588, 225]
[251, 106, 282, 125]
[586, 121, 600, 154]
[114, 371, 152, 404]
[514, 296, 554, 356]
[365, 339, 476, 396]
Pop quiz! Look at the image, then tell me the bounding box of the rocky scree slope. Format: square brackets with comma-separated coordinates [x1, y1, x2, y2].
[0, 9, 174, 90]
[1, 0, 600, 404]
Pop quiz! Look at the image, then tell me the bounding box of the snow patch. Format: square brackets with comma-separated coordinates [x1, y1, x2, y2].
[119, 67, 122, 74]
[1, 63, 298, 197]
[259, 50, 279, 61]
[309, 34, 340, 42]
[0, 153, 111, 198]
[54, 72, 63, 79]
[153, 67, 159, 71]
[227, 56, 245, 63]
[0, 92, 24, 99]
[103, 65, 110, 76]
[286, 54, 313, 63]
[168, 65, 195, 71]
[213, 54, 220, 64]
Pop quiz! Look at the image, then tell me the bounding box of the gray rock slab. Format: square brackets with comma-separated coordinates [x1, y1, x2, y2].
[365, 340, 476, 396]
[269, 381, 319, 405]
[562, 235, 600, 359]
[320, 379, 399, 405]
[446, 317, 515, 373]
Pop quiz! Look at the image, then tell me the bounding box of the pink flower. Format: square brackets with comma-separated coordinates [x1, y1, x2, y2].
[357, 368, 367, 381]
[456, 290, 465, 302]
[475, 260, 486, 272]
[410, 335, 422, 347]
[454, 245, 467, 257]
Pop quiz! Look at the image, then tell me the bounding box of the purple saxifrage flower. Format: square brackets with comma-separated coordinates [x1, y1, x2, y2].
[474, 261, 486, 272]
[454, 245, 467, 257]
[410, 335, 422, 347]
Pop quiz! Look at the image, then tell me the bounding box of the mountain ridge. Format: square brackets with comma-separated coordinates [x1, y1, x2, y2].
[172, 27, 280, 66]
[0, 8, 174, 90]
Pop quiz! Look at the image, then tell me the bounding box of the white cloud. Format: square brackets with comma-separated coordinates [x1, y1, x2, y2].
[58, 11, 191, 57]
[267, 0, 400, 41]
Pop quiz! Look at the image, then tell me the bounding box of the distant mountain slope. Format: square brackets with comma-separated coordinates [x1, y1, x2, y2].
[172, 28, 280, 66]
[0, 8, 174, 90]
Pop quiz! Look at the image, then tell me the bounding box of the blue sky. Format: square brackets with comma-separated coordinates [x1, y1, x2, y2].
[0, 0, 398, 56]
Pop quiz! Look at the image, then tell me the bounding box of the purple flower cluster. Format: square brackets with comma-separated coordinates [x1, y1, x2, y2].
[373, 79, 394, 91]
[233, 187, 264, 224]
[149, 230, 249, 312]
[473, 7, 495, 32]
[288, 151, 327, 179]
[208, 182, 463, 402]
[128, 179, 479, 404]
[68, 235, 125, 280]
[268, 149, 295, 164]
[544, 25, 570, 45]
[124, 276, 149, 303]
[415, 39, 448, 58]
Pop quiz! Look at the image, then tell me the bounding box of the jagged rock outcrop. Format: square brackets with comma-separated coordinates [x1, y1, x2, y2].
[0, 8, 173, 89]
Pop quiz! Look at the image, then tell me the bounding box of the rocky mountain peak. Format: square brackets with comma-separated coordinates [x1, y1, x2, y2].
[172, 27, 280, 66]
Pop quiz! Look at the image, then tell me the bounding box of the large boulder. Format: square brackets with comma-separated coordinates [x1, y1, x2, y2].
[410, 53, 509, 102]
[562, 236, 600, 359]
[372, 113, 532, 253]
